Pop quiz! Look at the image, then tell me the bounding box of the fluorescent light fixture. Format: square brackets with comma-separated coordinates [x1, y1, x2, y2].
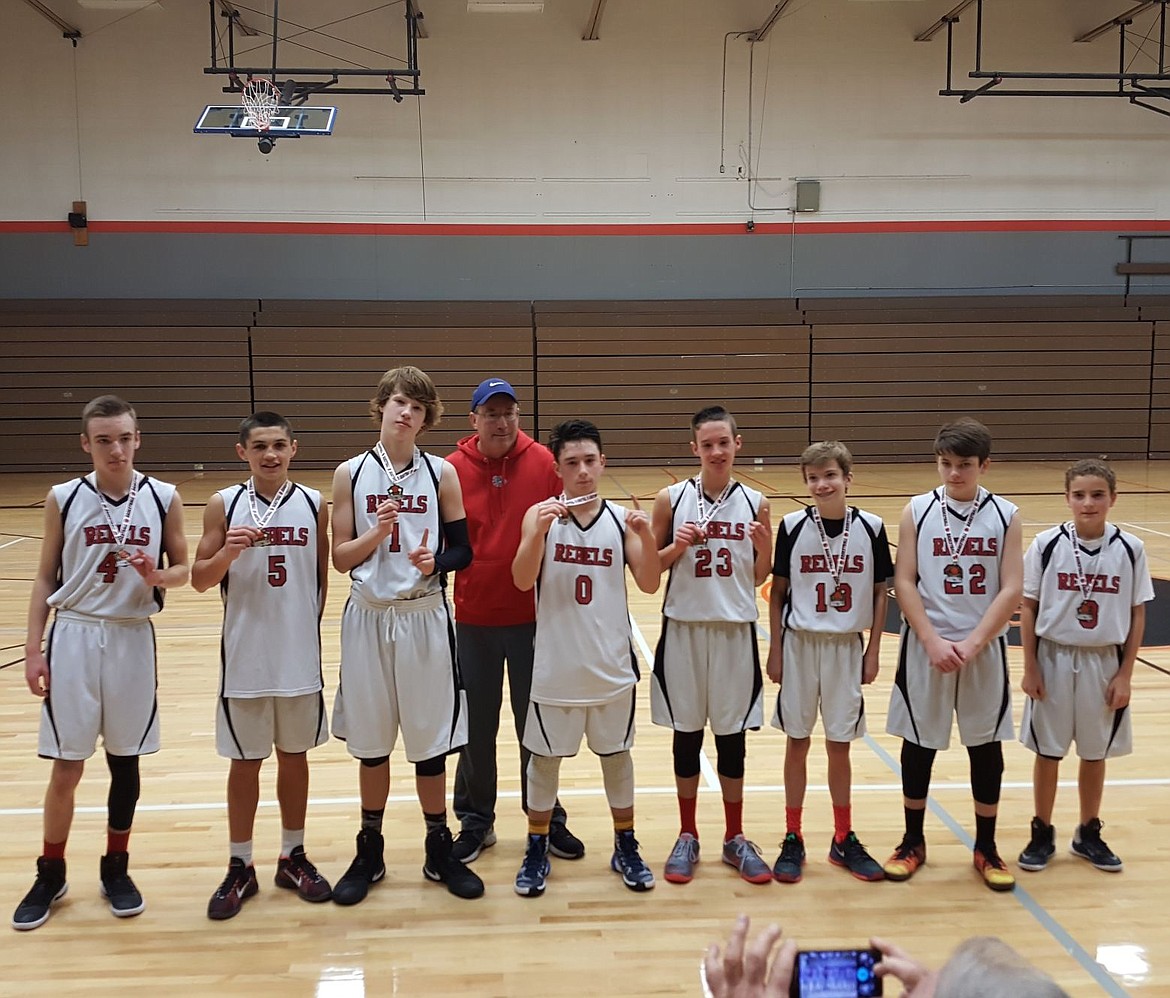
[468, 1, 544, 11]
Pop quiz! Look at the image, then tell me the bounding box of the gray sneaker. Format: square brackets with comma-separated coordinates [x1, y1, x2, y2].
[721, 834, 773, 885]
[663, 833, 700, 884]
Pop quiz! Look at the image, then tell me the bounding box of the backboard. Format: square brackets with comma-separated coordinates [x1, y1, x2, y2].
[193, 104, 337, 137]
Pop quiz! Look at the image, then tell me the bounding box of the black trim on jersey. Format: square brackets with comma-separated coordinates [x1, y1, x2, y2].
[850, 633, 867, 738]
[39, 619, 62, 758]
[442, 597, 464, 750]
[991, 634, 1011, 739]
[530, 703, 555, 756]
[220, 696, 247, 758]
[740, 634, 763, 732]
[622, 687, 637, 745]
[134, 621, 160, 754]
[892, 625, 923, 745]
[652, 619, 675, 725]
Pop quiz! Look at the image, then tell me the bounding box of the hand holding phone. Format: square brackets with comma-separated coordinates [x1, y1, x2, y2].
[789, 948, 882, 998]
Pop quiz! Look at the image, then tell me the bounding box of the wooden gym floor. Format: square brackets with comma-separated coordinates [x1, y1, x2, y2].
[1, 460, 1168, 997]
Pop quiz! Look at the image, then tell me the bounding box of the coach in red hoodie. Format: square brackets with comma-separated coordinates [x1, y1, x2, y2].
[447, 378, 584, 865]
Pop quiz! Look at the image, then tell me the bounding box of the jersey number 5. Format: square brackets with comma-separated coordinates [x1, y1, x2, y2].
[695, 547, 732, 578]
[267, 555, 287, 587]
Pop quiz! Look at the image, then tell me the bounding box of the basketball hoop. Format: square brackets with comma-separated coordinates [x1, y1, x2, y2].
[241, 78, 281, 131]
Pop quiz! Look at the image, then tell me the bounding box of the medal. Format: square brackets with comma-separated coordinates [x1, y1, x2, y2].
[1067, 523, 1101, 630]
[811, 505, 852, 610]
[374, 442, 420, 498]
[938, 487, 983, 585]
[246, 476, 290, 548]
[693, 475, 734, 545]
[95, 472, 141, 567]
[557, 491, 599, 524]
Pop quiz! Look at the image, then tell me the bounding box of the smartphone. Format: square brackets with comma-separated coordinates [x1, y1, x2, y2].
[788, 947, 882, 998]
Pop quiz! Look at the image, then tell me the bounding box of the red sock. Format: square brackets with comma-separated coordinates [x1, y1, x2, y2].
[785, 807, 803, 837]
[833, 805, 852, 843]
[723, 799, 743, 842]
[43, 840, 67, 861]
[107, 828, 131, 854]
[678, 795, 698, 838]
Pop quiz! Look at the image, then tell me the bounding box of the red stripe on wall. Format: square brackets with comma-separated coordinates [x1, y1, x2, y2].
[4, 219, 1170, 236]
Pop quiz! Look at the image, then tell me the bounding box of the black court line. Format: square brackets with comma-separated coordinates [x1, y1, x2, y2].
[1, 658, 21, 670]
[1137, 654, 1170, 677]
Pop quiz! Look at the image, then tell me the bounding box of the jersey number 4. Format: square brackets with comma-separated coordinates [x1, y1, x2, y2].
[96, 552, 120, 583]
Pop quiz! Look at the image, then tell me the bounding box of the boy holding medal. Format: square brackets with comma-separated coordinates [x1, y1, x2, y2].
[328, 366, 482, 903]
[192, 412, 333, 919]
[1016, 459, 1152, 874]
[13, 396, 189, 931]
[650, 406, 774, 885]
[511, 419, 661, 897]
[766, 441, 892, 885]
[884, 417, 1024, 891]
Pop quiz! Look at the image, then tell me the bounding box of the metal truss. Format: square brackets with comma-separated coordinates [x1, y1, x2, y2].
[925, 0, 1170, 118]
[204, 0, 424, 103]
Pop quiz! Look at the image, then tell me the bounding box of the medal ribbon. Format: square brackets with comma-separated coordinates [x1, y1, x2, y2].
[374, 443, 420, 492]
[558, 491, 599, 508]
[937, 486, 984, 566]
[1066, 522, 1098, 602]
[811, 505, 852, 590]
[246, 477, 291, 533]
[95, 472, 141, 553]
[693, 475, 734, 533]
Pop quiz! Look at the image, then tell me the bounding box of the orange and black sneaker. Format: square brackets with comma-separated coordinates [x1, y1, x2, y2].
[883, 837, 926, 882]
[973, 844, 1016, 892]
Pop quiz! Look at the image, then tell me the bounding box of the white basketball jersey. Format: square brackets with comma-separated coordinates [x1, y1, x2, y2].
[911, 488, 1018, 642]
[1025, 523, 1153, 647]
[531, 501, 637, 706]
[47, 473, 177, 619]
[778, 506, 888, 633]
[347, 449, 444, 602]
[662, 478, 762, 623]
[217, 482, 324, 697]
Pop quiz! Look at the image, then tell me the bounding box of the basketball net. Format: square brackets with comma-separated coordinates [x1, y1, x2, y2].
[241, 78, 280, 131]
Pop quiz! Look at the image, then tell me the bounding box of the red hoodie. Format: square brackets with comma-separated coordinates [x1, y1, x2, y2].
[448, 429, 561, 627]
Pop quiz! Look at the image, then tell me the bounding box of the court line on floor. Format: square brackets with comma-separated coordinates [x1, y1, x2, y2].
[864, 734, 1129, 998]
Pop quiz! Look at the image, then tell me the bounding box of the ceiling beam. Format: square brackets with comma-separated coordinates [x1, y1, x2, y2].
[582, 0, 607, 41]
[1075, 1, 1157, 42]
[22, 0, 81, 42]
[217, 0, 260, 38]
[748, 0, 794, 43]
[408, 0, 428, 40]
[914, 0, 978, 42]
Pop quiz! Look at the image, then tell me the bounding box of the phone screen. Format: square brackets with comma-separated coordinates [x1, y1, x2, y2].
[790, 948, 882, 998]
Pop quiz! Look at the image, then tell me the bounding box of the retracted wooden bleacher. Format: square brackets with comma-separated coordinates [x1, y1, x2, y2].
[251, 301, 533, 466]
[804, 295, 1153, 461]
[534, 300, 808, 465]
[0, 300, 255, 472]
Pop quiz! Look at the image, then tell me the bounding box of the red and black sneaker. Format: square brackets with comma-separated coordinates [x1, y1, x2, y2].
[275, 846, 333, 902]
[207, 857, 258, 921]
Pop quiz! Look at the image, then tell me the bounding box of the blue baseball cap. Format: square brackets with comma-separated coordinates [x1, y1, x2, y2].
[471, 378, 518, 411]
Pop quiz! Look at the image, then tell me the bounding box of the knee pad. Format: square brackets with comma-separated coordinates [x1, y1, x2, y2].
[599, 750, 635, 810]
[360, 755, 390, 768]
[900, 741, 937, 801]
[713, 732, 746, 780]
[672, 729, 704, 779]
[105, 753, 140, 831]
[413, 753, 447, 778]
[526, 754, 562, 813]
[967, 741, 1004, 806]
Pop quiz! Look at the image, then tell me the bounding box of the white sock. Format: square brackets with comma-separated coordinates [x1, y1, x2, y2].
[280, 827, 305, 859]
[230, 840, 253, 867]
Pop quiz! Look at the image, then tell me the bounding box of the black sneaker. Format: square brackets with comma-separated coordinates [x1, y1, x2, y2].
[548, 822, 585, 860]
[423, 826, 485, 899]
[772, 833, 806, 884]
[99, 852, 145, 918]
[1018, 818, 1056, 872]
[333, 828, 386, 906]
[828, 832, 885, 882]
[1070, 818, 1123, 872]
[207, 858, 259, 920]
[11, 856, 68, 931]
[610, 830, 655, 891]
[275, 846, 333, 902]
[452, 827, 497, 864]
[514, 833, 551, 898]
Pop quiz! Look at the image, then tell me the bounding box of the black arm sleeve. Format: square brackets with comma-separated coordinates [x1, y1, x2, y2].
[432, 517, 472, 574]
